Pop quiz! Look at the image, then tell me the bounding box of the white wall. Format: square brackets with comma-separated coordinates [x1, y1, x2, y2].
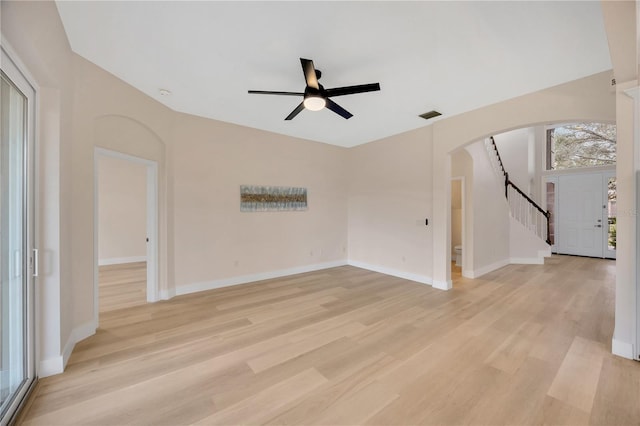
[451, 179, 462, 254]
[97, 156, 146, 264]
[466, 141, 511, 276]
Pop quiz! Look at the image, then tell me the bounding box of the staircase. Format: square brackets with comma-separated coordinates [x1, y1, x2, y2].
[484, 137, 551, 260]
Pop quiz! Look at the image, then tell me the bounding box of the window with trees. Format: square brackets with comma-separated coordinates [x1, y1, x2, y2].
[546, 123, 616, 170]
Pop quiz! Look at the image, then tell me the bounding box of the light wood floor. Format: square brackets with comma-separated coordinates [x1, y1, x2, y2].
[98, 262, 147, 313]
[20, 255, 640, 425]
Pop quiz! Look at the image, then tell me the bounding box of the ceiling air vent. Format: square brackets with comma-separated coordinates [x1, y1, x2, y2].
[419, 110, 442, 120]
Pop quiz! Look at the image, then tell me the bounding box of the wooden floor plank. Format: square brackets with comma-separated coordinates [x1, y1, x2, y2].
[19, 255, 639, 425]
[547, 336, 607, 413]
[98, 261, 147, 313]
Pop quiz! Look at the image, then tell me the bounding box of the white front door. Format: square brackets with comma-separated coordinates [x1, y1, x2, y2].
[556, 172, 614, 258]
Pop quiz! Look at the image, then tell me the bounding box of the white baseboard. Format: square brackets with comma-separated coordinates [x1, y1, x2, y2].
[466, 258, 510, 279]
[39, 356, 64, 378]
[63, 321, 96, 367]
[98, 256, 146, 266]
[173, 260, 348, 297]
[510, 257, 544, 265]
[510, 248, 551, 265]
[347, 260, 432, 286]
[168, 260, 437, 299]
[612, 338, 635, 360]
[432, 279, 452, 290]
[539, 248, 552, 258]
[40, 321, 96, 378]
[159, 287, 175, 300]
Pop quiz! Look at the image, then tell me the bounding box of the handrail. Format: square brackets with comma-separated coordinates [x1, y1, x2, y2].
[490, 136, 507, 178]
[505, 175, 548, 217]
[490, 137, 551, 245]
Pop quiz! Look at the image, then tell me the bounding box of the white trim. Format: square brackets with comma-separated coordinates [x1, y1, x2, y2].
[98, 256, 147, 266]
[510, 257, 544, 265]
[540, 248, 552, 258]
[145, 160, 159, 303]
[94, 147, 160, 330]
[95, 147, 158, 167]
[163, 260, 442, 300]
[451, 176, 466, 276]
[38, 357, 63, 378]
[432, 279, 452, 290]
[39, 321, 96, 378]
[172, 260, 348, 297]
[347, 260, 432, 286]
[62, 322, 95, 368]
[541, 164, 616, 178]
[633, 86, 640, 363]
[466, 258, 510, 279]
[511, 249, 550, 265]
[611, 338, 635, 360]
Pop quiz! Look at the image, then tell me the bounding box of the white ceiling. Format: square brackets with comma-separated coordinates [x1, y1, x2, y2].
[55, 1, 612, 148]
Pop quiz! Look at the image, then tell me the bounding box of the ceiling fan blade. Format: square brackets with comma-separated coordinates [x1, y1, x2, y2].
[285, 102, 305, 120]
[326, 98, 353, 119]
[324, 83, 381, 97]
[300, 58, 319, 90]
[248, 90, 304, 96]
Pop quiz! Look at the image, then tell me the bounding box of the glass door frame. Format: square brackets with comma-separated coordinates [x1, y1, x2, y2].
[0, 43, 37, 426]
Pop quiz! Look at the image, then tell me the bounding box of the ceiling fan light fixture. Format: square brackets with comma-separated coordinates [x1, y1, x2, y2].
[303, 95, 326, 111]
[248, 58, 379, 120]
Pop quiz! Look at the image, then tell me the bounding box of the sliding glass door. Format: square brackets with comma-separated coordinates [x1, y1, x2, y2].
[0, 48, 36, 425]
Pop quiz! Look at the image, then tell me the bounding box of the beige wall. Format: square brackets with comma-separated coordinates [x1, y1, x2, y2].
[72, 57, 173, 330]
[172, 113, 347, 288]
[2, 1, 348, 372]
[98, 156, 147, 263]
[2, 0, 637, 374]
[348, 126, 432, 282]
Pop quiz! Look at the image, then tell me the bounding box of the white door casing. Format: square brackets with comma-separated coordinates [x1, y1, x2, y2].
[93, 148, 159, 328]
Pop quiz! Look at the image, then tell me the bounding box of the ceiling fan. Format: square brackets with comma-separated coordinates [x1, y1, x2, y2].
[248, 58, 381, 120]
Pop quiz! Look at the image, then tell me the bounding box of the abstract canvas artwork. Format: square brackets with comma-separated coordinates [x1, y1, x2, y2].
[240, 185, 308, 212]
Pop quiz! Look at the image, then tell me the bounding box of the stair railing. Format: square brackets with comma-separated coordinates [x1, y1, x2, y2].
[487, 136, 551, 244]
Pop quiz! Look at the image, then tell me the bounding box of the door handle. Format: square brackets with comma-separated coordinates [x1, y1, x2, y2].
[595, 224, 602, 228]
[32, 248, 39, 277]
